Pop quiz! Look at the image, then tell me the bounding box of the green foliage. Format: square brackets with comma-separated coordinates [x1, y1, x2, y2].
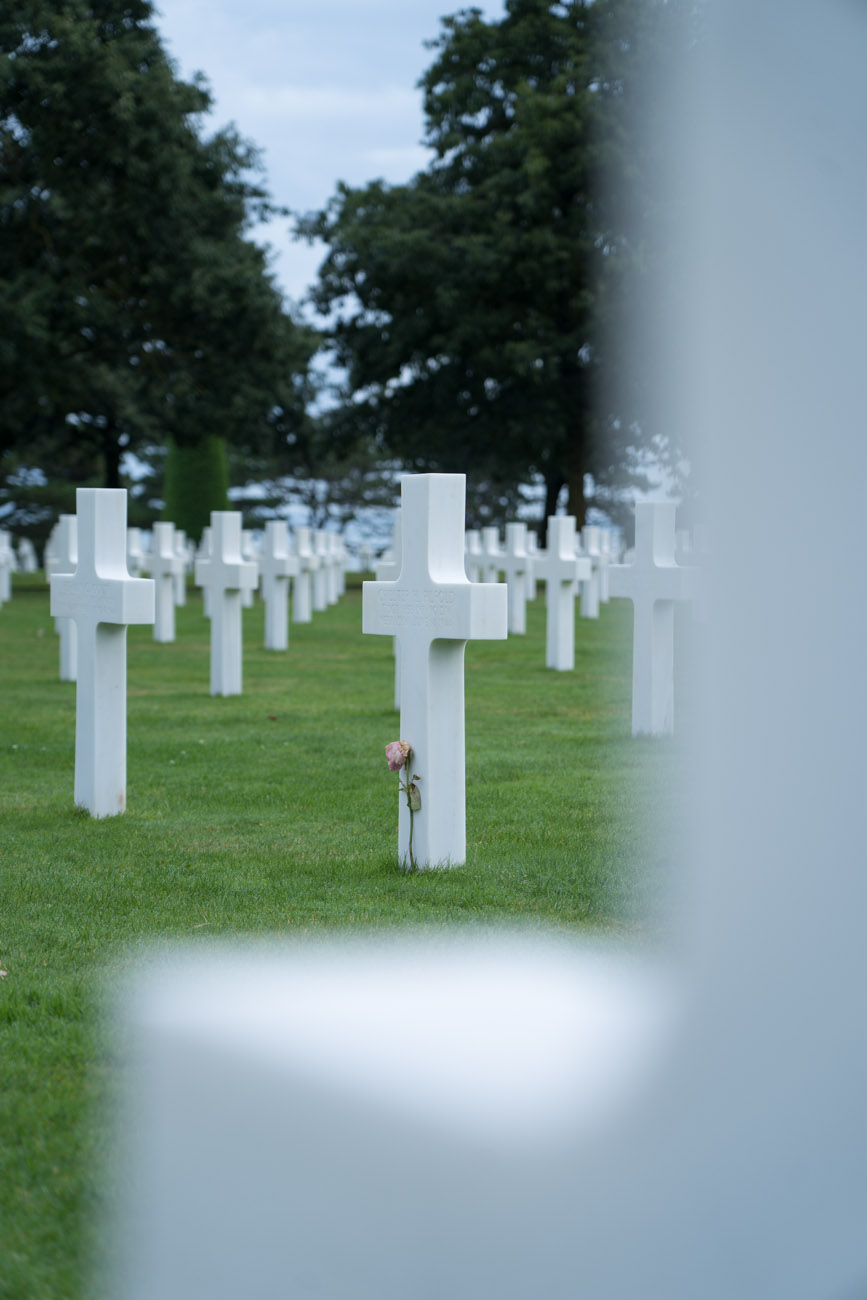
[0, 573, 685, 1296]
[0, 0, 319, 534]
[162, 436, 229, 542]
[298, 0, 687, 529]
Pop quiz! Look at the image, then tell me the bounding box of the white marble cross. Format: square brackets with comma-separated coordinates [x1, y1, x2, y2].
[53, 514, 79, 682]
[0, 530, 14, 604]
[364, 475, 507, 868]
[502, 522, 529, 635]
[49, 489, 154, 816]
[173, 530, 188, 606]
[464, 529, 484, 582]
[375, 511, 403, 712]
[260, 520, 299, 651]
[151, 523, 183, 643]
[17, 537, 38, 574]
[534, 517, 591, 671]
[598, 530, 615, 604]
[292, 527, 319, 624]
[608, 501, 698, 735]
[126, 527, 144, 577]
[334, 533, 347, 598]
[481, 526, 503, 583]
[197, 528, 212, 618]
[241, 531, 258, 607]
[195, 512, 257, 696]
[526, 531, 539, 600]
[579, 525, 601, 620]
[326, 533, 341, 605]
[312, 531, 329, 612]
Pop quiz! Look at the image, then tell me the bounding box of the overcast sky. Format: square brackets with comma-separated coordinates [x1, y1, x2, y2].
[153, 0, 506, 315]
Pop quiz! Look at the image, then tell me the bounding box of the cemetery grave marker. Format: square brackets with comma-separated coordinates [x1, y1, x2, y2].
[241, 531, 258, 607]
[312, 531, 329, 612]
[526, 531, 539, 600]
[464, 529, 484, 582]
[326, 533, 341, 605]
[53, 514, 79, 682]
[608, 500, 698, 736]
[363, 474, 507, 867]
[579, 525, 601, 620]
[151, 522, 183, 643]
[375, 510, 402, 711]
[127, 527, 144, 577]
[260, 520, 299, 651]
[50, 488, 154, 816]
[0, 530, 14, 604]
[195, 512, 257, 696]
[292, 527, 319, 624]
[481, 526, 503, 583]
[173, 530, 188, 606]
[534, 517, 591, 671]
[502, 522, 529, 634]
[197, 528, 212, 618]
[18, 537, 38, 574]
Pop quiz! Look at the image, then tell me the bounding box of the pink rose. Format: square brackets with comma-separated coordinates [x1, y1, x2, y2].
[385, 740, 411, 771]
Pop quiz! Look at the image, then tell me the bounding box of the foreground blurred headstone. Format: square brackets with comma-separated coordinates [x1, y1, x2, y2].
[50, 489, 154, 816]
[364, 474, 507, 867]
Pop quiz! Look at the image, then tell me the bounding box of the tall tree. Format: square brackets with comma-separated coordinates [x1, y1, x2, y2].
[299, 0, 678, 528]
[0, 0, 318, 541]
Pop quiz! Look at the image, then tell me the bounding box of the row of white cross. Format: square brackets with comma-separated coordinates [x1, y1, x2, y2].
[42, 512, 351, 688]
[46, 479, 699, 864]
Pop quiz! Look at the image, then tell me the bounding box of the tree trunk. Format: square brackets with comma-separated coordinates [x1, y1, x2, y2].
[564, 434, 586, 528]
[541, 473, 565, 546]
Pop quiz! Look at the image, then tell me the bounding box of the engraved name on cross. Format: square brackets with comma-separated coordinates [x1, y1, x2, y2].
[363, 474, 507, 868]
[608, 500, 698, 736]
[49, 488, 154, 817]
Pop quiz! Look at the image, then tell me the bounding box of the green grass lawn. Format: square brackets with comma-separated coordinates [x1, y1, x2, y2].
[0, 571, 683, 1299]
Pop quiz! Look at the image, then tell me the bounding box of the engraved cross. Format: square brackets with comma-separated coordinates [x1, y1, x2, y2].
[363, 475, 507, 867]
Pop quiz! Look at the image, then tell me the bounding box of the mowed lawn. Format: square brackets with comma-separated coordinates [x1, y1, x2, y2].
[0, 571, 684, 1299]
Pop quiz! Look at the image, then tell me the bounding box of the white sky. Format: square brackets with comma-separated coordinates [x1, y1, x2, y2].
[153, 0, 506, 315]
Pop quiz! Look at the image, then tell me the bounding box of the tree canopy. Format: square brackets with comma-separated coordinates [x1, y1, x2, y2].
[0, 0, 318, 539]
[299, 0, 685, 529]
